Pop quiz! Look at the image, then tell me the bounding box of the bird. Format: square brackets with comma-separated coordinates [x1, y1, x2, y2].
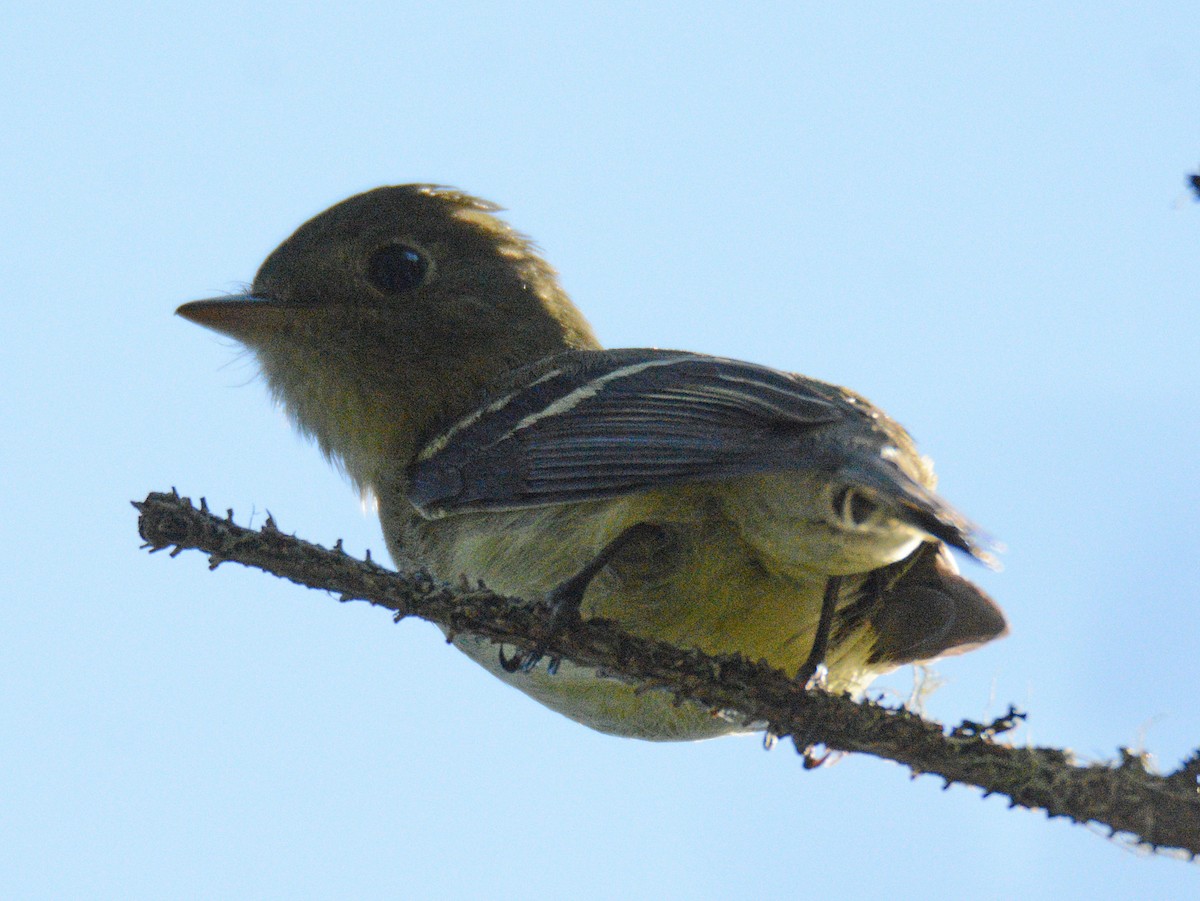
[178, 184, 1006, 740]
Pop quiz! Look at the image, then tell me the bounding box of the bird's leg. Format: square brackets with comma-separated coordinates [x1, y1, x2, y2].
[498, 523, 663, 675]
[793, 575, 842, 688]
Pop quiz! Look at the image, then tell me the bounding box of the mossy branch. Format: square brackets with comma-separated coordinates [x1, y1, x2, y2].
[134, 489, 1200, 858]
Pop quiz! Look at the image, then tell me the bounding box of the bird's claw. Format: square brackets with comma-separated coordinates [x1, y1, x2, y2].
[498, 645, 544, 673]
[497, 644, 564, 675]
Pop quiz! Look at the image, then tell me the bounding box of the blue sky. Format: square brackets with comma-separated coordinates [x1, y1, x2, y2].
[5, 3, 1200, 898]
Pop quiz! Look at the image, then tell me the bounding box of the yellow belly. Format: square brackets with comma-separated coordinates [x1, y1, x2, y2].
[385, 481, 898, 740]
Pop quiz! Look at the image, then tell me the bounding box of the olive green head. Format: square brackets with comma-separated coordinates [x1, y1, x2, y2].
[178, 185, 599, 489]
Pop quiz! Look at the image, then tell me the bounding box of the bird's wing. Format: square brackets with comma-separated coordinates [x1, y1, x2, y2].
[408, 348, 855, 515]
[408, 348, 995, 563]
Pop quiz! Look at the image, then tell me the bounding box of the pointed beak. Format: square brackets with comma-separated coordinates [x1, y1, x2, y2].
[176, 293, 291, 341]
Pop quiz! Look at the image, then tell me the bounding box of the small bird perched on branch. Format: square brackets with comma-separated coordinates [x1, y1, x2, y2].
[178, 185, 1006, 740]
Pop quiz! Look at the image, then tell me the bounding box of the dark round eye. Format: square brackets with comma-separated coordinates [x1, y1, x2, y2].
[365, 243, 430, 294]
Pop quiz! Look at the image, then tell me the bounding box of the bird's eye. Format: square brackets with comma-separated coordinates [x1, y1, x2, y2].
[365, 243, 430, 294]
[832, 485, 879, 528]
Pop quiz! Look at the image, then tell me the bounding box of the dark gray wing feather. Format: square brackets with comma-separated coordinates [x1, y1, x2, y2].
[408, 348, 996, 564]
[408, 349, 849, 515]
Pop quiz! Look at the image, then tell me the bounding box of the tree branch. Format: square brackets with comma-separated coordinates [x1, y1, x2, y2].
[134, 489, 1200, 857]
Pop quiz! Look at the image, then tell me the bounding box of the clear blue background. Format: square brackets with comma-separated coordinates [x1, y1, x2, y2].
[5, 3, 1199, 898]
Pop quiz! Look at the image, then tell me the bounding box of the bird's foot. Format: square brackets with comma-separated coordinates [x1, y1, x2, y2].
[495, 523, 661, 676]
[793, 575, 842, 688]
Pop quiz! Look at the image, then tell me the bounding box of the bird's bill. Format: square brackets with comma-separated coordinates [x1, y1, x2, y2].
[176, 294, 292, 341]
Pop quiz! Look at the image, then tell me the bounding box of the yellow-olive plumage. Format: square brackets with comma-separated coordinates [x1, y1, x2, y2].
[179, 185, 1005, 740]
